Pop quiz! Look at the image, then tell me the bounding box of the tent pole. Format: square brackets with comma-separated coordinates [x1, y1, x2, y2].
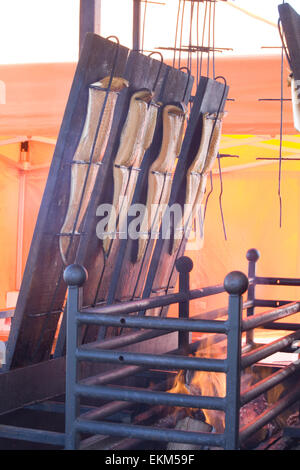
[79, 0, 102, 55]
[133, 0, 141, 51]
[16, 142, 29, 291]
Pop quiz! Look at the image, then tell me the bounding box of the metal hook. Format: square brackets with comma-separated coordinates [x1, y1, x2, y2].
[203, 76, 228, 239]
[106, 35, 120, 45]
[179, 66, 192, 103]
[148, 51, 164, 92]
[277, 19, 292, 71]
[215, 76, 228, 111]
[214, 76, 228, 240]
[203, 171, 213, 222]
[104, 36, 121, 91]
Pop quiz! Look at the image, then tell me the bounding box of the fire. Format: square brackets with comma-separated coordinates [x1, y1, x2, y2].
[167, 335, 286, 444]
[168, 337, 226, 433]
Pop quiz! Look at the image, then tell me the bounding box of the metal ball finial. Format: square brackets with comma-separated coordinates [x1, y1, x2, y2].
[224, 271, 248, 296]
[246, 248, 260, 263]
[63, 264, 88, 287]
[175, 256, 194, 274]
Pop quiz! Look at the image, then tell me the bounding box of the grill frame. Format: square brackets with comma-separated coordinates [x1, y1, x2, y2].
[64, 258, 246, 450]
[63, 250, 300, 450]
[1, 249, 299, 449]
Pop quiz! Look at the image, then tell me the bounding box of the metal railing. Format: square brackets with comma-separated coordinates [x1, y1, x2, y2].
[63, 250, 300, 450]
[64, 256, 233, 449]
[2, 250, 298, 449]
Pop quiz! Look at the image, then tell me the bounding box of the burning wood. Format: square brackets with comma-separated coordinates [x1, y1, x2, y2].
[155, 403, 213, 451]
[167, 416, 212, 451]
[164, 338, 279, 450]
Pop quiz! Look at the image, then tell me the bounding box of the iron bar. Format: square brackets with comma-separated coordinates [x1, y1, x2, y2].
[75, 384, 226, 411]
[81, 333, 226, 388]
[65, 280, 83, 450]
[241, 360, 300, 406]
[254, 299, 291, 308]
[88, 404, 165, 451]
[82, 436, 141, 451]
[224, 271, 247, 450]
[81, 365, 144, 387]
[81, 405, 128, 431]
[83, 283, 225, 316]
[80, 378, 168, 422]
[246, 249, 259, 345]
[77, 313, 229, 334]
[261, 322, 300, 331]
[241, 330, 300, 370]
[255, 276, 300, 286]
[178, 257, 192, 352]
[75, 418, 225, 448]
[85, 292, 186, 315]
[0, 425, 65, 447]
[76, 348, 228, 373]
[193, 306, 228, 321]
[81, 328, 170, 351]
[242, 302, 300, 332]
[189, 285, 225, 299]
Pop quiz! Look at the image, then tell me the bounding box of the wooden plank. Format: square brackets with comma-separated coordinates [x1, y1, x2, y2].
[76, 63, 193, 343]
[6, 34, 129, 369]
[109, 67, 194, 305]
[53, 50, 171, 352]
[75, 50, 169, 306]
[0, 332, 178, 416]
[0, 358, 66, 416]
[70, 57, 193, 341]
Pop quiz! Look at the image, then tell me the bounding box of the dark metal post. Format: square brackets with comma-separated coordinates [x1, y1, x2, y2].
[224, 271, 248, 450]
[133, 0, 141, 51]
[79, 0, 102, 54]
[176, 256, 193, 353]
[246, 249, 260, 346]
[64, 264, 88, 450]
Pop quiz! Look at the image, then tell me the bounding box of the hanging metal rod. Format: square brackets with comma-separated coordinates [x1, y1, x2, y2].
[185, 1, 228, 2]
[258, 98, 291, 102]
[156, 45, 233, 53]
[140, 0, 165, 4]
[256, 157, 300, 161]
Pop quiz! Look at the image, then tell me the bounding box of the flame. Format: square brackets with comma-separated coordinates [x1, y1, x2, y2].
[189, 338, 226, 432]
[168, 337, 226, 432]
[167, 333, 292, 445]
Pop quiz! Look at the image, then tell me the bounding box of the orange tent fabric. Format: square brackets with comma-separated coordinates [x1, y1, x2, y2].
[0, 55, 294, 136]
